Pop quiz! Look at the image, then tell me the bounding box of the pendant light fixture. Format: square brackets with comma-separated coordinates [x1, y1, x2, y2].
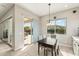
[48, 3, 51, 23]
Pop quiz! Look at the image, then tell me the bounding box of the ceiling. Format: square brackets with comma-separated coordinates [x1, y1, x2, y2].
[18, 3, 79, 17]
[0, 3, 13, 19]
[0, 3, 79, 19]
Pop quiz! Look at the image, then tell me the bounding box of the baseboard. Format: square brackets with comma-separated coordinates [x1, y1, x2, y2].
[59, 43, 72, 48]
[1, 39, 12, 47]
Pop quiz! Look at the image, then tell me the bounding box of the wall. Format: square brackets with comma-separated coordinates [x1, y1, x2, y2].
[8, 18, 13, 45]
[40, 7, 79, 47]
[0, 5, 15, 49]
[14, 4, 40, 50]
[0, 4, 41, 50]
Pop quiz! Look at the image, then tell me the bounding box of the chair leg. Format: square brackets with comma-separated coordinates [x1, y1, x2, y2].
[38, 44, 40, 55]
[46, 48, 48, 56]
[51, 48, 53, 56]
[44, 48, 48, 56]
[57, 46, 59, 56]
[55, 50, 57, 56]
[54, 46, 60, 56]
[44, 48, 45, 56]
[53, 48, 56, 56]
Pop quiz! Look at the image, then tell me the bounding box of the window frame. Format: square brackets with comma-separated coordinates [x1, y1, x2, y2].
[47, 17, 67, 35]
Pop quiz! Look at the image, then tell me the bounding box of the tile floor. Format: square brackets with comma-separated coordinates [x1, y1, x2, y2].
[0, 39, 74, 56]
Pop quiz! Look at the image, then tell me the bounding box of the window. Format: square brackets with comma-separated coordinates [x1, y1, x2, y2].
[47, 18, 66, 34]
[47, 20, 55, 34]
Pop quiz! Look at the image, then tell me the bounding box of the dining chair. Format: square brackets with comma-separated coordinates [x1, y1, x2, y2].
[38, 35, 43, 40]
[51, 39, 59, 56]
[38, 35, 47, 55]
[45, 34, 59, 56]
[51, 34, 56, 38]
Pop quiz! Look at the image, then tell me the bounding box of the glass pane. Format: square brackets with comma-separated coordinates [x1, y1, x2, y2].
[24, 22, 32, 35]
[47, 20, 55, 34]
[56, 19, 66, 34]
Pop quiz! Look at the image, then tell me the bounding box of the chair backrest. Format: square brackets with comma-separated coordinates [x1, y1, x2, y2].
[55, 39, 57, 47]
[43, 35, 46, 39]
[38, 35, 43, 40]
[51, 34, 56, 39]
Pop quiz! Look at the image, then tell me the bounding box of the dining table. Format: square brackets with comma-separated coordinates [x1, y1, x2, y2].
[38, 38, 57, 56]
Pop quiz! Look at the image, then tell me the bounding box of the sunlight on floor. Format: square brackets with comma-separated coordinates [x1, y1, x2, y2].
[0, 40, 74, 56]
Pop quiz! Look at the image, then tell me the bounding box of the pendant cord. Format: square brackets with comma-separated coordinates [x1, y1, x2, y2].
[48, 3, 51, 22]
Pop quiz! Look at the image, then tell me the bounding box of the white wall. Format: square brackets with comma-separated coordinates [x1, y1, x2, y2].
[14, 4, 40, 50]
[0, 4, 41, 50]
[0, 5, 15, 50]
[40, 7, 79, 47]
[8, 18, 13, 45]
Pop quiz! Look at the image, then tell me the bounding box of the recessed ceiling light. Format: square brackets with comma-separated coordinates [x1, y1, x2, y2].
[64, 5, 68, 8]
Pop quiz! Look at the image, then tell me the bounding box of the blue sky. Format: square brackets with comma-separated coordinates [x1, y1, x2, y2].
[56, 20, 66, 26]
[50, 19, 66, 26]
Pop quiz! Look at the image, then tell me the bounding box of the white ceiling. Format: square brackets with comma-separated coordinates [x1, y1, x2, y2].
[0, 3, 13, 19]
[18, 3, 79, 17]
[0, 3, 79, 18]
